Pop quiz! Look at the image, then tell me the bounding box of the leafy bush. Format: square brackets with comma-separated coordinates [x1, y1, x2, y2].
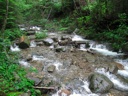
[0, 52, 37, 95]
[4, 29, 22, 40]
[35, 31, 48, 39]
[0, 29, 38, 95]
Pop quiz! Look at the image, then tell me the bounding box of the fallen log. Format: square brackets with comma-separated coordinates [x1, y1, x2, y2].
[34, 86, 55, 90]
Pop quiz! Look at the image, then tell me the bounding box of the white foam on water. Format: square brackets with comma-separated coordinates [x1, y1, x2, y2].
[95, 68, 128, 91]
[90, 48, 118, 56]
[90, 43, 107, 49]
[20, 28, 26, 31]
[118, 70, 128, 77]
[10, 44, 20, 52]
[19, 60, 30, 67]
[53, 61, 62, 70]
[49, 45, 54, 49]
[79, 44, 87, 51]
[70, 93, 99, 96]
[72, 35, 85, 41]
[82, 81, 92, 94]
[48, 33, 57, 36]
[52, 91, 66, 96]
[30, 26, 41, 31]
[52, 81, 99, 96]
[72, 35, 123, 57]
[32, 55, 62, 71]
[80, 44, 85, 49]
[115, 59, 128, 66]
[30, 40, 36, 47]
[89, 42, 125, 56]
[32, 55, 45, 61]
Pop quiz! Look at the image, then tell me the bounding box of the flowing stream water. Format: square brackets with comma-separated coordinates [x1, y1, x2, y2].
[11, 30, 128, 96]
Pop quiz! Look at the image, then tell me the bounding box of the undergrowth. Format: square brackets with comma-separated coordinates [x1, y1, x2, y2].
[0, 29, 38, 96]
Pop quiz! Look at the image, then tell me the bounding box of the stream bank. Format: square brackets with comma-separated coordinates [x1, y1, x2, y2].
[11, 26, 128, 96]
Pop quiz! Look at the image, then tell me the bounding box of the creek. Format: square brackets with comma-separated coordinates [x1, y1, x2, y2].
[11, 26, 128, 96]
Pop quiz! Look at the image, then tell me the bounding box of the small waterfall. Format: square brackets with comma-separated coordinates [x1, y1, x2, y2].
[10, 43, 20, 52]
[19, 60, 30, 67]
[52, 61, 62, 70]
[115, 59, 128, 76]
[95, 68, 128, 91]
[32, 55, 62, 71]
[72, 35, 124, 57]
[72, 35, 85, 41]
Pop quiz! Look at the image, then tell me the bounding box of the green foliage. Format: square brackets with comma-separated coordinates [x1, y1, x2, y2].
[110, 24, 128, 51]
[59, 27, 68, 31]
[0, 52, 36, 95]
[53, 2, 62, 12]
[4, 29, 22, 40]
[7, 92, 23, 96]
[35, 31, 48, 39]
[72, 0, 128, 52]
[22, 0, 75, 25]
[0, 37, 11, 49]
[0, 27, 37, 96]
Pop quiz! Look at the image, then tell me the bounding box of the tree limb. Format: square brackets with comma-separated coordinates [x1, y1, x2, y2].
[34, 86, 55, 90]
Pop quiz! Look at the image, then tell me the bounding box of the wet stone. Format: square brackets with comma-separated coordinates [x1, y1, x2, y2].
[20, 93, 31, 96]
[51, 37, 59, 42]
[43, 38, 54, 46]
[47, 65, 56, 73]
[58, 39, 69, 46]
[26, 54, 32, 61]
[108, 63, 118, 74]
[89, 73, 113, 93]
[36, 42, 44, 46]
[55, 46, 64, 52]
[67, 79, 84, 89]
[28, 77, 42, 86]
[41, 77, 53, 87]
[86, 54, 96, 63]
[58, 89, 71, 96]
[63, 59, 72, 68]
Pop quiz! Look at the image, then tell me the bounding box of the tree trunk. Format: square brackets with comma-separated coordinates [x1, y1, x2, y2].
[1, 0, 9, 59]
[1, 0, 9, 33]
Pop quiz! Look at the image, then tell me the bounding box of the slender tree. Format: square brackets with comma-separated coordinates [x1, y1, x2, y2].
[1, 0, 9, 33]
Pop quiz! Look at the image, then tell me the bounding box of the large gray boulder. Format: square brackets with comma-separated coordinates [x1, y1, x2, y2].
[89, 73, 113, 93]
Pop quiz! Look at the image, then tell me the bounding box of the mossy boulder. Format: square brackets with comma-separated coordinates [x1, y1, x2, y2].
[89, 73, 113, 93]
[19, 35, 30, 49]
